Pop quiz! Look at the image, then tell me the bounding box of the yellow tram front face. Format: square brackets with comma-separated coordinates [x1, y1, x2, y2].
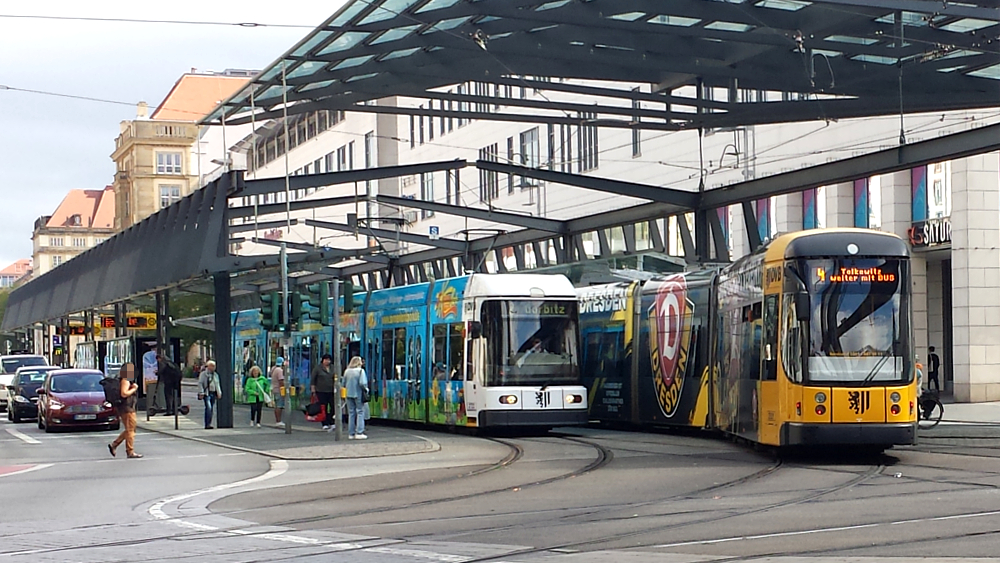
[763, 230, 918, 447]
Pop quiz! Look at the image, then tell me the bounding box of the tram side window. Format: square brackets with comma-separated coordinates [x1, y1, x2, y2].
[382, 329, 394, 382]
[395, 328, 407, 380]
[583, 332, 602, 380]
[762, 295, 778, 381]
[449, 323, 464, 381]
[433, 325, 448, 380]
[781, 295, 802, 382]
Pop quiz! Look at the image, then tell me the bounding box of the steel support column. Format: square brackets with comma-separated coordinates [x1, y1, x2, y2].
[213, 273, 233, 429]
[742, 201, 763, 251]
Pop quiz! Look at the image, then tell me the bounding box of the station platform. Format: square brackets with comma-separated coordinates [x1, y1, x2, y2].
[136, 381, 439, 460]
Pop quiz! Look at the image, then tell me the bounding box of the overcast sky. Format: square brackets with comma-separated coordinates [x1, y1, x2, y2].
[0, 1, 345, 267]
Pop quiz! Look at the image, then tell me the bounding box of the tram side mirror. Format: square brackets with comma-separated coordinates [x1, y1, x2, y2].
[795, 293, 810, 322]
[469, 321, 483, 339]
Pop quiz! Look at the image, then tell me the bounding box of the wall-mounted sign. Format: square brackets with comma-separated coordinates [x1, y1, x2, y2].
[908, 216, 951, 249]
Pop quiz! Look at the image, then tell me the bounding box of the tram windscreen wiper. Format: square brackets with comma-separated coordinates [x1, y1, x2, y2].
[862, 347, 893, 384]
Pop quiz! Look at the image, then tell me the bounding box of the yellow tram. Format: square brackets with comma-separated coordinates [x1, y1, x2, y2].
[580, 228, 918, 448]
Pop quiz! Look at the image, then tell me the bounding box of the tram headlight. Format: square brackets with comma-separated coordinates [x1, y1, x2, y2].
[815, 404, 827, 416]
[890, 392, 901, 404]
[500, 395, 518, 405]
[565, 394, 583, 405]
[814, 392, 827, 404]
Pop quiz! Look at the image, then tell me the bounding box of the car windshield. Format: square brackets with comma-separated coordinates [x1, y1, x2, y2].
[17, 371, 51, 385]
[481, 299, 580, 386]
[2, 357, 47, 374]
[50, 373, 104, 393]
[803, 258, 911, 385]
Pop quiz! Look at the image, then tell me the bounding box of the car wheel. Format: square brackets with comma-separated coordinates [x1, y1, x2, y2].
[37, 416, 44, 429]
[109, 423, 121, 431]
[6, 409, 11, 421]
[43, 416, 54, 433]
[11, 410, 20, 424]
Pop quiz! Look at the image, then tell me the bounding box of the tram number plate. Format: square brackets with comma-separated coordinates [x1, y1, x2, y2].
[74, 414, 97, 421]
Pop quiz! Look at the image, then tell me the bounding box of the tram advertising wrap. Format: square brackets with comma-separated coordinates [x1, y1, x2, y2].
[579, 228, 917, 450]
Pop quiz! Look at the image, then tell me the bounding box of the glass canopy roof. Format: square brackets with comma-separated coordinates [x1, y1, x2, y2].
[204, 0, 999, 128]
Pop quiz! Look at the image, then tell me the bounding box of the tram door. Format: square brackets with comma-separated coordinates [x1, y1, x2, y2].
[367, 333, 381, 419]
[759, 294, 781, 445]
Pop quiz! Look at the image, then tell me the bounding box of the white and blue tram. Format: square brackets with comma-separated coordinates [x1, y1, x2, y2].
[234, 274, 588, 429]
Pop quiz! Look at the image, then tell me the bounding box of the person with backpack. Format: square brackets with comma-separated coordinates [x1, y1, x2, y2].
[108, 362, 142, 459]
[156, 354, 182, 416]
[244, 366, 271, 428]
[198, 360, 222, 429]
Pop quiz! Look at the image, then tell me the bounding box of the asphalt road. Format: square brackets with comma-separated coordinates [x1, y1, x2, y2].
[3, 412, 1000, 563]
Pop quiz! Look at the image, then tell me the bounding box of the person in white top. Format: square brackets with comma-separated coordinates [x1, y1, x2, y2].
[343, 356, 369, 439]
[270, 357, 286, 427]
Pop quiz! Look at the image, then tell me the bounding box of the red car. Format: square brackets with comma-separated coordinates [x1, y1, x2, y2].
[37, 369, 120, 433]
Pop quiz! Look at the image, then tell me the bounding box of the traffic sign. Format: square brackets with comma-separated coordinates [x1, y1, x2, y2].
[429, 226, 440, 240]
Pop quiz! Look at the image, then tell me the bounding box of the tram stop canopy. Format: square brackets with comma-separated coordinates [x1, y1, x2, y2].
[4, 0, 1000, 331]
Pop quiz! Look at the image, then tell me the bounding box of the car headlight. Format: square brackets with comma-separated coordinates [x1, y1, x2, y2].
[103, 401, 113, 409]
[13, 395, 30, 404]
[49, 400, 65, 410]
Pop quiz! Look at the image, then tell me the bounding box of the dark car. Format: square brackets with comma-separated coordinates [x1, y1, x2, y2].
[37, 369, 119, 433]
[0, 354, 48, 411]
[6, 366, 61, 423]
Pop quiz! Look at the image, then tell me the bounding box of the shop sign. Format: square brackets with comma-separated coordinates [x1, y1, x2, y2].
[908, 217, 951, 249]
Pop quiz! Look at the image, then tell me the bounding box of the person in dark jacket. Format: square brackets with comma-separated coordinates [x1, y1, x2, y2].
[156, 354, 182, 416]
[310, 354, 336, 431]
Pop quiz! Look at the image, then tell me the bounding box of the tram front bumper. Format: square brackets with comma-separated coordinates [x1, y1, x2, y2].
[478, 408, 589, 428]
[781, 422, 917, 446]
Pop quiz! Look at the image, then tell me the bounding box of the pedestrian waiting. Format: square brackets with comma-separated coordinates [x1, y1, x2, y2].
[310, 354, 336, 431]
[270, 357, 286, 428]
[244, 366, 271, 428]
[343, 356, 368, 440]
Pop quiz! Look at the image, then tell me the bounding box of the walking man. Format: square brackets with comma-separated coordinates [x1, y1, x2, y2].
[271, 357, 286, 427]
[198, 360, 221, 429]
[928, 346, 941, 393]
[310, 354, 336, 431]
[109, 363, 142, 459]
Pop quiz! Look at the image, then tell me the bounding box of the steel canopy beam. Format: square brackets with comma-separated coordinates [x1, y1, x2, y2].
[700, 123, 1000, 208]
[376, 195, 567, 233]
[304, 219, 469, 252]
[230, 218, 299, 233]
[476, 161, 701, 208]
[228, 196, 360, 218]
[240, 160, 467, 197]
[811, 0, 1000, 21]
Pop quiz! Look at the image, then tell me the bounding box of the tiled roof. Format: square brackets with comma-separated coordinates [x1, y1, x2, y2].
[0, 259, 31, 277]
[46, 187, 115, 229]
[151, 74, 250, 122]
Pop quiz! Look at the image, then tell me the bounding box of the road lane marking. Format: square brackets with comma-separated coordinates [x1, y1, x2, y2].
[653, 508, 1000, 548]
[5, 428, 40, 444]
[0, 464, 52, 478]
[148, 459, 289, 522]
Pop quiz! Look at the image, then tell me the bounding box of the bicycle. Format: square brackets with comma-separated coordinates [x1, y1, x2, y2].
[918, 390, 944, 429]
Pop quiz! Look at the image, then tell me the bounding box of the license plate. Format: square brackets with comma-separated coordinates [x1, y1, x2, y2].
[74, 414, 97, 421]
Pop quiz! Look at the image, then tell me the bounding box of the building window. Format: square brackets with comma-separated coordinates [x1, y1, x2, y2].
[478, 144, 499, 203]
[410, 115, 416, 149]
[52, 255, 64, 268]
[49, 237, 64, 247]
[156, 152, 182, 174]
[507, 137, 515, 194]
[73, 238, 87, 248]
[324, 152, 335, 173]
[318, 111, 328, 132]
[313, 158, 321, 175]
[160, 185, 182, 208]
[336, 146, 348, 171]
[419, 108, 425, 145]
[420, 173, 435, 219]
[560, 124, 573, 173]
[446, 171, 452, 205]
[632, 88, 642, 157]
[519, 127, 540, 188]
[577, 112, 598, 172]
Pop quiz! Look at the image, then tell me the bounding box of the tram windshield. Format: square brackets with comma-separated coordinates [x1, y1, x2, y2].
[481, 300, 580, 386]
[803, 258, 911, 385]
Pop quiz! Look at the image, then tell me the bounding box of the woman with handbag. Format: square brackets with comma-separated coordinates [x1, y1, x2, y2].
[244, 366, 271, 428]
[343, 356, 369, 439]
[197, 360, 222, 429]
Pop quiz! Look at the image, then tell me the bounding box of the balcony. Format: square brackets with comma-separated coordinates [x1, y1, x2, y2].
[115, 121, 198, 151]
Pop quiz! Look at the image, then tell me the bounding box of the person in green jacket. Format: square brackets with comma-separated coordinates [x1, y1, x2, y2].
[244, 366, 271, 428]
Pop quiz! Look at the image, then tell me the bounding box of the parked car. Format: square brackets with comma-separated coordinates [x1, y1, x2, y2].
[0, 354, 48, 412]
[6, 366, 61, 423]
[37, 369, 119, 433]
